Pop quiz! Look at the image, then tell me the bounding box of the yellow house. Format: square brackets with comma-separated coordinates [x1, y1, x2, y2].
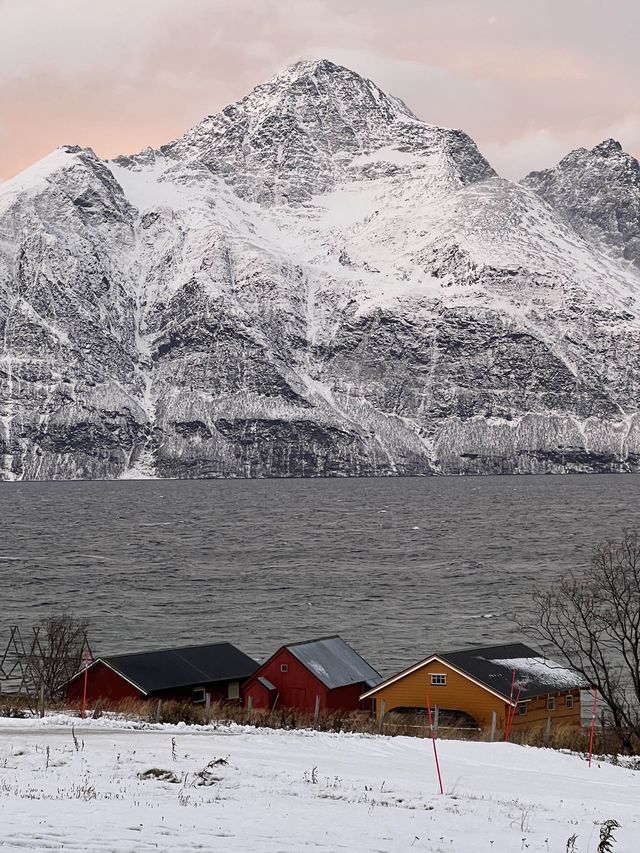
[360, 643, 586, 732]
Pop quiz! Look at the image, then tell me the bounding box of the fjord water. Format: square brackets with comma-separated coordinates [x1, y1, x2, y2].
[2, 475, 639, 676]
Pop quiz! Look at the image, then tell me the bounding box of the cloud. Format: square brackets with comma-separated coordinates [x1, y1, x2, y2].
[0, 0, 638, 179]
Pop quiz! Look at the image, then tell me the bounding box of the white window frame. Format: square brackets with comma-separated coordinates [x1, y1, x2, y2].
[192, 687, 206, 704]
[430, 673, 447, 686]
[565, 694, 574, 709]
[517, 701, 527, 715]
[280, 663, 288, 673]
[547, 695, 556, 711]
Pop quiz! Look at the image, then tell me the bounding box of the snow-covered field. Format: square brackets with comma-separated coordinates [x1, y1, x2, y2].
[0, 716, 638, 852]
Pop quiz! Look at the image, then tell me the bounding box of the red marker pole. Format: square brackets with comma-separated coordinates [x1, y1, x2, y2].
[505, 670, 516, 741]
[81, 650, 89, 720]
[588, 689, 598, 768]
[505, 687, 522, 742]
[426, 694, 444, 795]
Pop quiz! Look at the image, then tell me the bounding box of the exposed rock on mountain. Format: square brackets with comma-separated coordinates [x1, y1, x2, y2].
[2, 59, 640, 479]
[523, 139, 640, 268]
[154, 60, 496, 205]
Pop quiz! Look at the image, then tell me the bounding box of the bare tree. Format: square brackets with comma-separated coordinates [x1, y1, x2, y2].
[25, 613, 90, 699]
[527, 529, 640, 747]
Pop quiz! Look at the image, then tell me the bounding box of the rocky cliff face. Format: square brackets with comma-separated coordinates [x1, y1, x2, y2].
[2, 59, 640, 479]
[523, 138, 640, 269]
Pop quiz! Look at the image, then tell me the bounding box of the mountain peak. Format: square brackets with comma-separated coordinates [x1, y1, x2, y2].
[590, 137, 623, 156]
[554, 137, 634, 170]
[523, 137, 640, 268]
[213, 57, 419, 128]
[273, 58, 349, 83]
[284, 58, 342, 74]
[154, 58, 492, 205]
[263, 58, 417, 119]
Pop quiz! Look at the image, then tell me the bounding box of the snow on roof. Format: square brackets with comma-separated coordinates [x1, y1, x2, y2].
[287, 636, 382, 690]
[490, 657, 585, 692]
[441, 643, 587, 700]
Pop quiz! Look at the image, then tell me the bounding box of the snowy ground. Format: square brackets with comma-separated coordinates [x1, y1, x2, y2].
[0, 716, 638, 852]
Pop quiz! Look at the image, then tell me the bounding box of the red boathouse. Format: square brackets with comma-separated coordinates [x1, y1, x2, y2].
[242, 636, 382, 714]
[63, 642, 259, 705]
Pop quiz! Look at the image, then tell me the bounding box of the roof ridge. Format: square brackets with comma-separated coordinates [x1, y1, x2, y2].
[103, 641, 235, 660]
[284, 635, 341, 649]
[171, 649, 220, 683]
[440, 642, 540, 657]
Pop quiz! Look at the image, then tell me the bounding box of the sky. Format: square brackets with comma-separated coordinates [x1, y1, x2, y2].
[1, 0, 639, 181]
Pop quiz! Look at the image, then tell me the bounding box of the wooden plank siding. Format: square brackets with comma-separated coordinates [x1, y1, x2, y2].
[372, 660, 508, 729]
[368, 660, 582, 731]
[510, 690, 581, 731]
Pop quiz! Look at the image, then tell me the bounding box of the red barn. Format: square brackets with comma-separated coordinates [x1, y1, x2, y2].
[63, 642, 259, 705]
[242, 636, 381, 714]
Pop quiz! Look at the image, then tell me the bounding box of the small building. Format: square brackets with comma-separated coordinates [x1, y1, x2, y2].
[360, 643, 587, 731]
[242, 636, 382, 715]
[63, 642, 259, 705]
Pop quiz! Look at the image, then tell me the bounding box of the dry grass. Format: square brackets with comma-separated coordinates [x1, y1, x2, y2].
[0, 694, 43, 718]
[2, 693, 639, 758]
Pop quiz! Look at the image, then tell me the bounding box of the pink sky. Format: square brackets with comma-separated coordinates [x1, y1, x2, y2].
[1, 0, 639, 180]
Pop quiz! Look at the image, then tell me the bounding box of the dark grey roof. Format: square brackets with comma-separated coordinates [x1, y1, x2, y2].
[440, 643, 587, 701]
[101, 642, 259, 694]
[287, 636, 382, 690]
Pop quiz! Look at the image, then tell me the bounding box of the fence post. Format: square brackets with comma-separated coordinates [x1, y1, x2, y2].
[313, 695, 320, 730]
[589, 690, 598, 767]
[204, 692, 211, 724]
[247, 695, 253, 724]
[378, 699, 385, 735]
[433, 705, 439, 737]
[545, 716, 552, 745]
[39, 684, 45, 719]
[490, 710, 497, 742]
[155, 699, 162, 722]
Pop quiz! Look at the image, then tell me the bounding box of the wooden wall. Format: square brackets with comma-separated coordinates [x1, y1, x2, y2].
[65, 661, 142, 703]
[371, 660, 507, 729]
[510, 689, 581, 730]
[65, 661, 237, 706]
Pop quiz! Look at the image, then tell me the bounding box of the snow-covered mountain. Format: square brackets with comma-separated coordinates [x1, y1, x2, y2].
[2, 59, 640, 480]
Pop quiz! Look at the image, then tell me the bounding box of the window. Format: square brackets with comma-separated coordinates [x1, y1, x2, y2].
[547, 696, 556, 711]
[192, 688, 206, 704]
[517, 701, 527, 715]
[280, 663, 288, 673]
[227, 680, 240, 700]
[565, 694, 574, 709]
[430, 673, 447, 686]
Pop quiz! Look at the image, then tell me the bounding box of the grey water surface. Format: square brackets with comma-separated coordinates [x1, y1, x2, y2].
[2, 475, 639, 676]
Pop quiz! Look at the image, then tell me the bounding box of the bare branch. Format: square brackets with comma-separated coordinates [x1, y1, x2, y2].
[522, 529, 640, 743]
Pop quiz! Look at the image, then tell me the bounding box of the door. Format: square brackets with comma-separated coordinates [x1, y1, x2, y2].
[283, 687, 307, 710]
